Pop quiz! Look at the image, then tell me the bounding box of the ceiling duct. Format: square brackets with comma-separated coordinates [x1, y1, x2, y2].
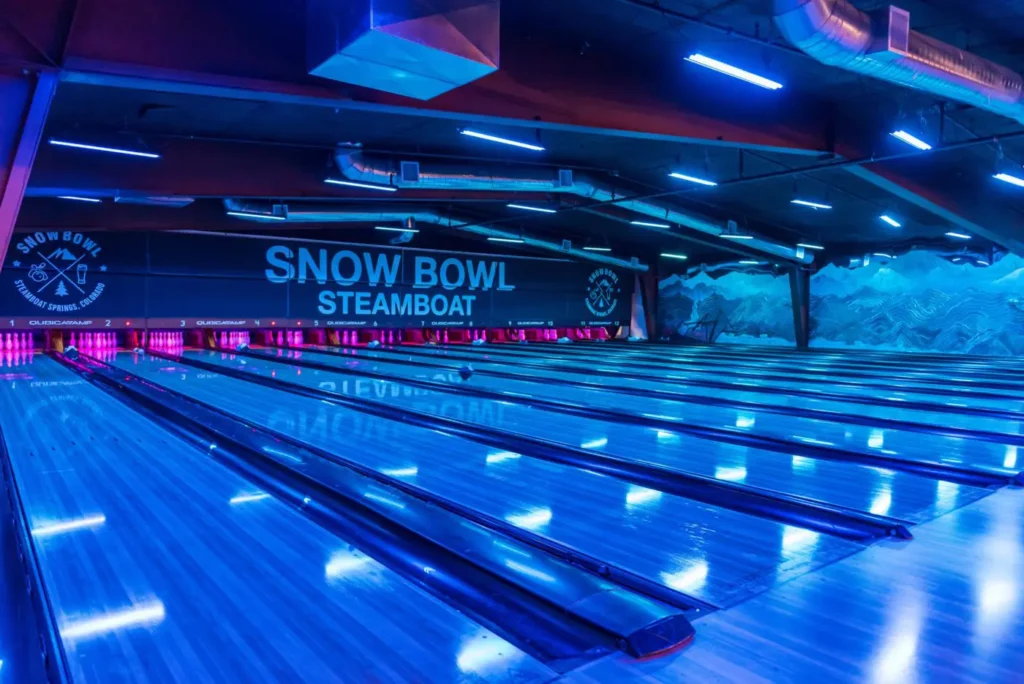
[774, 1, 1024, 124]
[221, 199, 648, 272]
[307, 0, 499, 100]
[335, 153, 812, 264]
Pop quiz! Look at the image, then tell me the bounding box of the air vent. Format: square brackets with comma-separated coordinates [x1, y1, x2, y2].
[560, 239, 572, 251]
[868, 6, 910, 57]
[307, 0, 500, 100]
[887, 7, 911, 55]
[400, 161, 420, 183]
[558, 169, 574, 187]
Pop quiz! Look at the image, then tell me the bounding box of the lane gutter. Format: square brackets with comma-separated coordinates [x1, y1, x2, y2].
[173, 348, 914, 541]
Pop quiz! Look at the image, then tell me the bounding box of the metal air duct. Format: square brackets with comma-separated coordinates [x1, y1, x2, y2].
[335, 153, 812, 264]
[221, 199, 648, 272]
[774, 1, 1024, 124]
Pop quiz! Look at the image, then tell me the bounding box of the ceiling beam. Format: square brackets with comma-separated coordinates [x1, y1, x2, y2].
[846, 164, 1024, 254]
[0, 0, 835, 154]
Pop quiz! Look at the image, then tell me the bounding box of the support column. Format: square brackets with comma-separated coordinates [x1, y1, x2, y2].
[0, 69, 58, 272]
[789, 267, 811, 349]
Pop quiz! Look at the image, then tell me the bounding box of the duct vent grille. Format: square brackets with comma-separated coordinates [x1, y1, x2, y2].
[400, 161, 421, 183]
[558, 169, 574, 187]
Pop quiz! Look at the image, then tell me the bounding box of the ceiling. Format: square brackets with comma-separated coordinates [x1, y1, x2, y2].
[5, 0, 1023, 273]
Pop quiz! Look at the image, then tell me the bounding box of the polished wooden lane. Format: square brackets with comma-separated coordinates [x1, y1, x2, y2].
[564, 488, 1024, 683]
[336, 345, 1024, 440]
[113, 352, 865, 609]
[383, 344, 1024, 412]
[243, 348, 1018, 479]
[0, 357, 556, 683]
[217, 350, 991, 525]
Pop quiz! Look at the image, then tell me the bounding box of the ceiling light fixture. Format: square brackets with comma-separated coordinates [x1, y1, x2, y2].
[791, 199, 832, 210]
[488, 237, 524, 243]
[739, 260, 762, 265]
[49, 139, 160, 159]
[890, 130, 933, 151]
[945, 231, 971, 240]
[797, 242, 824, 250]
[583, 246, 611, 252]
[873, 253, 895, 259]
[460, 129, 544, 151]
[668, 172, 718, 187]
[719, 234, 753, 240]
[226, 211, 286, 221]
[684, 54, 783, 90]
[879, 215, 901, 228]
[375, 226, 419, 233]
[661, 253, 688, 260]
[994, 172, 1024, 187]
[325, 178, 397, 192]
[57, 195, 102, 203]
[631, 220, 671, 228]
[507, 203, 556, 214]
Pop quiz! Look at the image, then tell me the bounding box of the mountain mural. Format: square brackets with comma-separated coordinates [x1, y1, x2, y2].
[657, 270, 795, 345]
[810, 250, 1024, 355]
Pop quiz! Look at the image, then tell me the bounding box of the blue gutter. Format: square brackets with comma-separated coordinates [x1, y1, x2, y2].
[307, 345, 1024, 448]
[397, 343, 1024, 424]
[516, 343, 1024, 394]
[0, 426, 73, 684]
[57, 352, 697, 657]
[426, 343, 1024, 407]
[222, 346, 1016, 489]
[182, 348, 912, 540]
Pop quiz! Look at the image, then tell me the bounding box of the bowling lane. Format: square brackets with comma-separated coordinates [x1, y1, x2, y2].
[245, 348, 1017, 476]
[112, 351, 865, 609]
[556, 341, 1024, 372]
[552, 346, 1024, 392]
[313, 346, 1024, 438]
[193, 350, 991, 523]
[497, 344, 1024, 388]
[0, 356, 553, 683]
[383, 344, 1024, 413]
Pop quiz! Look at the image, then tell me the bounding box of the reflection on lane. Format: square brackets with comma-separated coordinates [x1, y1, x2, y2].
[116, 351, 864, 608]
[0, 356, 553, 683]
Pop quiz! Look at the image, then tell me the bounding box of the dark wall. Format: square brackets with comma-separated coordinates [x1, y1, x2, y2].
[1, 230, 634, 329]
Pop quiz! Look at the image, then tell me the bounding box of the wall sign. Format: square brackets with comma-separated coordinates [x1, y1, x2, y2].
[1, 231, 633, 329]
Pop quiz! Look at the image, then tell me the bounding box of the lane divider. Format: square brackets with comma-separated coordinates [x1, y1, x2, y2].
[223, 346, 1018, 489]
[56, 351, 699, 659]
[292, 345, 1024, 448]
[391, 342, 1024, 405]
[360, 343, 1024, 425]
[0, 425, 73, 684]
[187, 348, 915, 541]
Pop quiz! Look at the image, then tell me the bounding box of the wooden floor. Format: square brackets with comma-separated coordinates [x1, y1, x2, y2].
[565, 487, 1024, 683]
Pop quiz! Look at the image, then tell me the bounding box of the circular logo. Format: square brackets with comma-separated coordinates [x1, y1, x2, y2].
[586, 268, 621, 317]
[11, 232, 106, 313]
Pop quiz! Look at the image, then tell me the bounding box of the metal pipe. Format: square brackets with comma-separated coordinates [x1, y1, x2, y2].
[775, 0, 1024, 124]
[336, 153, 812, 264]
[221, 199, 649, 272]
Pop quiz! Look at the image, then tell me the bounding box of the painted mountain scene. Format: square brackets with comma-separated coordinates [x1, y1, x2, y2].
[811, 250, 1024, 355]
[658, 270, 795, 345]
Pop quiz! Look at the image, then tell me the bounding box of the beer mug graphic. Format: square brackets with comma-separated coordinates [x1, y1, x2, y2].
[77, 264, 88, 284]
